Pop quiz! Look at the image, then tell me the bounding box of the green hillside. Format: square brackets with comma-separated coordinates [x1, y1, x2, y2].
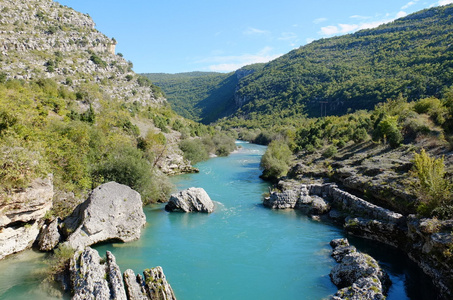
[146, 5, 453, 126]
[234, 4, 453, 121]
[142, 64, 264, 124]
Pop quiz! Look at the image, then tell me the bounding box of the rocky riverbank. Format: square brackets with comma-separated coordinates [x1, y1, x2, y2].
[329, 238, 390, 300]
[264, 179, 453, 299]
[70, 247, 176, 300]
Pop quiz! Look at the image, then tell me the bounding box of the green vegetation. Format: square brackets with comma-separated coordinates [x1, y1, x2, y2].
[232, 5, 453, 123]
[142, 67, 263, 124]
[0, 76, 221, 213]
[179, 131, 236, 165]
[146, 5, 453, 129]
[412, 149, 453, 218]
[260, 141, 292, 181]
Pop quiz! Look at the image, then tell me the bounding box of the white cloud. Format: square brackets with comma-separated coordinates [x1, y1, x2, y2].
[320, 25, 340, 35]
[402, 1, 418, 9]
[278, 32, 298, 41]
[197, 47, 282, 72]
[350, 15, 371, 20]
[438, 0, 453, 5]
[243, 27, 269, 35]
[319, 9, 412, 37]
[396, 11, 408, 18]
[313, 17, 327, 24]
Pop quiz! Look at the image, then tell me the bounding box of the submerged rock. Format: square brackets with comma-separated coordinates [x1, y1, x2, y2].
[62, 182, 146, 250]
[70, 247, 176, 300]
[165, 187, 214, 213]
[329, 238, 390, 300]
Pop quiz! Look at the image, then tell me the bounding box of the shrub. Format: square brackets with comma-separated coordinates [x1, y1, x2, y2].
[376, 115, 402, 148]
[260, 141, 292, 180]
[353, 127, 369, 143]
[412, 148, 452, 218]
[322, 145, 338, 158]
[0, 138, 49, 192]
[90, 54, 107, 68]
[93, 145, 155, 201]
[179, 139, 209, 165]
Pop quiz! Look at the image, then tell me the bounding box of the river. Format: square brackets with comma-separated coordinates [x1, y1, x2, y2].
[0, 141, 437, 299]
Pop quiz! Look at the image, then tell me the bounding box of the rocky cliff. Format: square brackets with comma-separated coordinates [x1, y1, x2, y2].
[0, 0, 162, 106]
[0, 175, 53, 259]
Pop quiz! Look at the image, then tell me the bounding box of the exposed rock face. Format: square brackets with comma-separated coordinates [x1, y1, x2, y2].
[70, 247, 114, 300]
[165, 188, 214, 213]
[405, 216, 453, 299]
[70, 247, 176, 300]
[0, 175, 53, 259]
[63, 182, 146, 250]
[37, 217, 61, 251]
[329, 238, 390, 300]
[266, 178, 453, 298]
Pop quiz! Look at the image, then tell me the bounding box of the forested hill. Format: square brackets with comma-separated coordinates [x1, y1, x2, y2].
[234, 4, 453, 120]
[142, 64, 264, 124]
[146, 4, 453, 125]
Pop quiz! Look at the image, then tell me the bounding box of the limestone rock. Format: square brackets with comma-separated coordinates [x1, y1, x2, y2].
[0, 222, 41, 260]
[106, 251, 128, 300]
[329, 238, 390, 299]
[165, 187, 214, 213]
[70, 247, 111, 300]
[263, 189, 299, 209]
[63, 182, 146, 250]
[37, 217, 61, 251]
[124, 269, 148, 300]
[0, 175, 53, 259]
[70, 247, 176, 300]
[143, 267, 177, 300]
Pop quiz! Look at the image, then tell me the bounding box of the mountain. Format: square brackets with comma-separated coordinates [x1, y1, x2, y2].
[0, 0, 205, 207]
[146, 4, 453, 125]
[142, 64, 263, 124]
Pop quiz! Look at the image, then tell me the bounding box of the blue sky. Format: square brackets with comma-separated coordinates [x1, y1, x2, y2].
[57, 0, 453, 74]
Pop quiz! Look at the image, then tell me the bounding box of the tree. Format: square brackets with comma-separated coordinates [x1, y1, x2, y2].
[260, 141, 292, 181]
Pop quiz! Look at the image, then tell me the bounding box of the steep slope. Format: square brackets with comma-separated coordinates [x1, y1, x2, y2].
[0, 0, 200, 207]
[0, 0, 164, 106]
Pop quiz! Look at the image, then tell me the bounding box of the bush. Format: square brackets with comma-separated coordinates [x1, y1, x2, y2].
[412, 148, 452, 218]
[376, 115, 403, 148]
[322, 145, 338, 158]
[0, 138, 49, 192]
[93, 145, 155, 200]
[260, 141, 292, 180]
[179, 139, 209, 164]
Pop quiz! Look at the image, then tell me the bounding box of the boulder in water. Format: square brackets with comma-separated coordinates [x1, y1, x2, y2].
[62, 182, 146, 250]
[165, 187, 214, 213]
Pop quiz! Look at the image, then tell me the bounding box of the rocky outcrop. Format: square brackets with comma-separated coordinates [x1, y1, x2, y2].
[265, 178, 453, 298]
[62, 182, 146, 250]
[0, 174, 53, 259]
[37, 217, 61, 251]
[329, 238, 390, 300]
[70, 247, 176, 300]
[165, 187, 214, 213]
[405, 216, 453, 298]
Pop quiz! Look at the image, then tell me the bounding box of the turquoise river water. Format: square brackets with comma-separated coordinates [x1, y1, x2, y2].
[0, 141, 438, 299]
